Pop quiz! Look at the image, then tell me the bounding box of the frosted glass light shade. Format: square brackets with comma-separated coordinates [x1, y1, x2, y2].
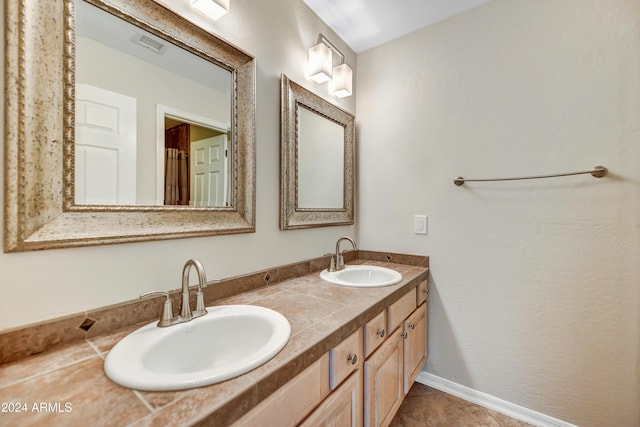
[309, 43, 332, 84]
[192, 0, 229, 20]
[331, 63, 352, 98]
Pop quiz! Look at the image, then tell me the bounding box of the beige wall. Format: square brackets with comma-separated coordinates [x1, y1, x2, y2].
[356, 0, 639, 426]
[0, 0, 356, 329]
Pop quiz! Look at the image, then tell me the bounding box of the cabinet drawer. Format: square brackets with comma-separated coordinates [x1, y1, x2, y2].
[234, 353, 330, 426]
[417, 280, 428, 306]
[330, 329, 362, 390]
[363, 311, 386, 358]
[387, 289, 417, 334]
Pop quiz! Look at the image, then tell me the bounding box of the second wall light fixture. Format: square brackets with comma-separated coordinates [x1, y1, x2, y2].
[308, 34, 352, 98]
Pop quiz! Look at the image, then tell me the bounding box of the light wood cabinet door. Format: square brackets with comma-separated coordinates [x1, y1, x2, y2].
[403, 303, 427, 394]
[363, 328, 404, 427]
[301, 369, 363, 427]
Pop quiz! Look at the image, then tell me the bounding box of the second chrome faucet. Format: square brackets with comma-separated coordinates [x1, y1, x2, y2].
[329, 236, 358, 272]
[141, 258, 209, 327]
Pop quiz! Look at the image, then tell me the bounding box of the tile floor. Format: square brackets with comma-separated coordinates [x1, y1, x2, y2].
[390, 383, 533, 427]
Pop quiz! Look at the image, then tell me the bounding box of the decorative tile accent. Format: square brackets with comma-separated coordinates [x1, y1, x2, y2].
[77, 318, 96, 332]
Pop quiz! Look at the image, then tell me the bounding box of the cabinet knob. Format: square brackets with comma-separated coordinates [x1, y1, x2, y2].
[409, 323, 416, 330]
[401, 332, 408, 339]
[376, 329, 385, 338]
[347, 353, 358, 365]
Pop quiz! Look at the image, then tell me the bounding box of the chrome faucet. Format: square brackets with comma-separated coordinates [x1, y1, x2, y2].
[181, 258, 208, 319]
[140, 258, 209, 327]
[329, 236, 358, 272]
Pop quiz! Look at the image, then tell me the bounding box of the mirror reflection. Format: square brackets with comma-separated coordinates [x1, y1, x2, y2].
[297, 107, 345, 209]
[74, 0, 232, 207]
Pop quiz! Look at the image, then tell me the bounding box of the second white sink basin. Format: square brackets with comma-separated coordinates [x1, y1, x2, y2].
[320, 265, 402, 287]
[104, 305, 290, 391]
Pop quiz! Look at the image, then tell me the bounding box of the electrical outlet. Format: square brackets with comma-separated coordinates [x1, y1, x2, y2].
[414, 215, 428, 235]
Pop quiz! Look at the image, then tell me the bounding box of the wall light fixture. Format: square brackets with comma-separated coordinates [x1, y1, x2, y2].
[192, 0, 229, 20]
[308, 34, 352, 98]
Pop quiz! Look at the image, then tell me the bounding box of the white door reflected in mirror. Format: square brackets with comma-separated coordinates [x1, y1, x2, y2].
[190, 134, 229, 207]
[75, 84, 137, 205]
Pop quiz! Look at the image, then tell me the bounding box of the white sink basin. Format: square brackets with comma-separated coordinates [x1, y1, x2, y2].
[104, 305, 290, 391]
[320, 265, 402, 287]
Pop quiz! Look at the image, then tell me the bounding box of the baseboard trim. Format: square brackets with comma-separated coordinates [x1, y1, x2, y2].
[416, 372, 577, 427]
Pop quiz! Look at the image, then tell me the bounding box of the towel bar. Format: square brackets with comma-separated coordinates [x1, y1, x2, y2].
[453, 166, 608, 186]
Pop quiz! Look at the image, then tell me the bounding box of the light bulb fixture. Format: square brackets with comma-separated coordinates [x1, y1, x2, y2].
[331, 63, 352, 98]
[308, 43, 332, 84]
[308, 34, 352, 98]
[192, 0, 229, 20]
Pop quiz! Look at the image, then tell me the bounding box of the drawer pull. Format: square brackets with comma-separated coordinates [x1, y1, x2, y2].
[347, 353, 358, 365]
[376, 329, 385, 338]
[401, 331, 408, 339]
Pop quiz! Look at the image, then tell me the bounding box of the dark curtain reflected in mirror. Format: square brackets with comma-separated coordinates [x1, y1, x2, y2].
[164, 119, 230, 207]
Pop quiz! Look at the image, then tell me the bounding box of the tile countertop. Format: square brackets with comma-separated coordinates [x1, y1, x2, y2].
[0, 258, 428, 427]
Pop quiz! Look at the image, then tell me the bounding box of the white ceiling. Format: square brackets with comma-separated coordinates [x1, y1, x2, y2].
[303, 0, 491, 53]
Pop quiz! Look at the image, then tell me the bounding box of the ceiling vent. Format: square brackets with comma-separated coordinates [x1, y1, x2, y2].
[132, 33, 167, 54]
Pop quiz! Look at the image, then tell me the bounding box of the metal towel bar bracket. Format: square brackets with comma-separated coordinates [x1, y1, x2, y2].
[454, 166, 608, 186]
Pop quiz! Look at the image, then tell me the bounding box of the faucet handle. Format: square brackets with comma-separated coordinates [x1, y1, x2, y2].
[140, 291, 174, 327]
[193, 289, 207, 317]
[192, 279, 221, 317]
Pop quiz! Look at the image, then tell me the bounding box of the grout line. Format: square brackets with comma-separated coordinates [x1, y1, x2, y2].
[84, 337, 105, 359]
[133, 390, 155, 414]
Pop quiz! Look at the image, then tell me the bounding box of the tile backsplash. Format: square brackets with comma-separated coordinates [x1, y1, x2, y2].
[0, 250, 428, 365]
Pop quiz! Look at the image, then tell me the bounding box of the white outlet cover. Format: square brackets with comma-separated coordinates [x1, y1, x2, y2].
[414, 215, 428, 234]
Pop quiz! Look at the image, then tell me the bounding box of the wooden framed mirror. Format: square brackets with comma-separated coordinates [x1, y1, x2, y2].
[4, 0, 256, 252]
[280, 75, 355, 230]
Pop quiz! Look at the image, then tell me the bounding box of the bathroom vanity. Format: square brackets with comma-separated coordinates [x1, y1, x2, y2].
[235, 278, 428, 426]
[0, 251, 428, 426]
